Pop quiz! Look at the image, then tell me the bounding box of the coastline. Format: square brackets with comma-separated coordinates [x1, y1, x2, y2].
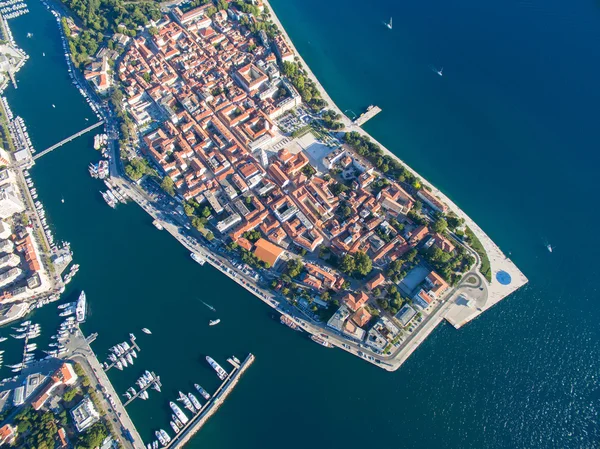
[262, 0, 528, 325]
[96, 0, 530, 371]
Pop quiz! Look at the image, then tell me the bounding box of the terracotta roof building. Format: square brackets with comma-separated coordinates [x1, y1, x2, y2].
[366, 272, 385, 290]
[253, 238, 285, 267]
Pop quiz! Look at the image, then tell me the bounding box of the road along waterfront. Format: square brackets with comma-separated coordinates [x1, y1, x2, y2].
[3, 0, 600, 448]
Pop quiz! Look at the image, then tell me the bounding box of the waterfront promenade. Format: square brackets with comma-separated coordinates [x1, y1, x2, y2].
[263, 0, 527, 319]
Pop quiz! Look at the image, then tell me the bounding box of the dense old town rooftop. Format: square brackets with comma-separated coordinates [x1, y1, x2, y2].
[117, 4, 472, 354]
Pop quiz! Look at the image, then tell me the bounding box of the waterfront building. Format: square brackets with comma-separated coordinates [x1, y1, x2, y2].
[417, 189, 449, 214]
[71, 396, 100, 432]
[395, 304, 417, 328]
[32, 363, 77, 410]
[12, 385, 24, 406]
[0, 183, 24, 219]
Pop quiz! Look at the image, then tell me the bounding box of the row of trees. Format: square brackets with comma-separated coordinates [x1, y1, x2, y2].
[124, 157, 156, 181]
[343, 131, 421, 188]
[282, 61, 328, 112]
[321, 110, 343, 130]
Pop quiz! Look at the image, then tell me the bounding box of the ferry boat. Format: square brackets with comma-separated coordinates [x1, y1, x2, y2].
[209, 319, 220, 326]
[190, 252, 205, 265]
[280, 315, 302, 331]
[76, 291, 86, 323]
[206, 356, 228, 380]
[169, 401, 189, 424]
[310, 335, 334, 348]
[188, 392, 202, 410]
[194, 384, 210, 400]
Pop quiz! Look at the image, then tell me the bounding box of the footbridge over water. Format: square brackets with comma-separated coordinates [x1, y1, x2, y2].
[33, 121, 104, 160]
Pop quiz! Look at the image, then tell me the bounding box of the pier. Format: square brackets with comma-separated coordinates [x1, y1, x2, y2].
[104, 335, 140, 371]
[32, 121, 104, 160]
[353, 105, 382, 126]
[123, 372, 161, 407]
[68, 329, 145, 449]
[163, 354, 255, 449]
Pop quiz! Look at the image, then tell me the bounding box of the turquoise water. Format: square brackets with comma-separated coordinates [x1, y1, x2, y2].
[2, 0, 600, 447]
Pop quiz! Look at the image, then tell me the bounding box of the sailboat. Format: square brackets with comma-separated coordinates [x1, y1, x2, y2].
[386, 17, 392, 30]
[436, 67, 443, 77]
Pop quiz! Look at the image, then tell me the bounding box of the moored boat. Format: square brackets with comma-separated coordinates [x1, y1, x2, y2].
[311, 335, 334, 348]
[206, 356, 228, 380]
[194, 384, 210, 400]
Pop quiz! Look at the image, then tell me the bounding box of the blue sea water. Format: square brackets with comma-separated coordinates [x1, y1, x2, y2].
[2, 0, 600, 447]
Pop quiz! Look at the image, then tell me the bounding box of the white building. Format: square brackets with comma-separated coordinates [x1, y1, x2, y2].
[0, 220, 10, 239]
[71, 396, 100, 432]
[0, 183, 24, 219]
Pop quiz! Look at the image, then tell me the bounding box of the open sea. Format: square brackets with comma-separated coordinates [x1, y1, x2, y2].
[2, 0, 600, 447]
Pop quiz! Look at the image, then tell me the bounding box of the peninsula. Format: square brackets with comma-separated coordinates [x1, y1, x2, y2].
[57, 0, 527, 371]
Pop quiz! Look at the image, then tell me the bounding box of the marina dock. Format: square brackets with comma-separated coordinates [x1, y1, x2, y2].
[123, 372, 161, 407]
[353, 105, 382, 126]
[104, 335, 140, 371]
[162, 354, 255, 449]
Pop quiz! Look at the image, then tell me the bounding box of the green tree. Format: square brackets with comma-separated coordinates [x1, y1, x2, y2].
[63, 387, 79, 402]
[339, 254, 356, 274]
[354, 251, 372, 276]
[432, 217, 448, 234]
[286, 259, 303, 278]
[160, 176, 175, 196]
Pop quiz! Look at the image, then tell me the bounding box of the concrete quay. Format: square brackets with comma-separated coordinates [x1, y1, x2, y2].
[68, 328, 145, 449]
[354, 105, 382, 126]
[165, 354, 255, 449]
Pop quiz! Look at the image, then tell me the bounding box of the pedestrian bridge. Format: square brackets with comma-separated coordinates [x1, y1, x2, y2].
[33, 121, 104, 160]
